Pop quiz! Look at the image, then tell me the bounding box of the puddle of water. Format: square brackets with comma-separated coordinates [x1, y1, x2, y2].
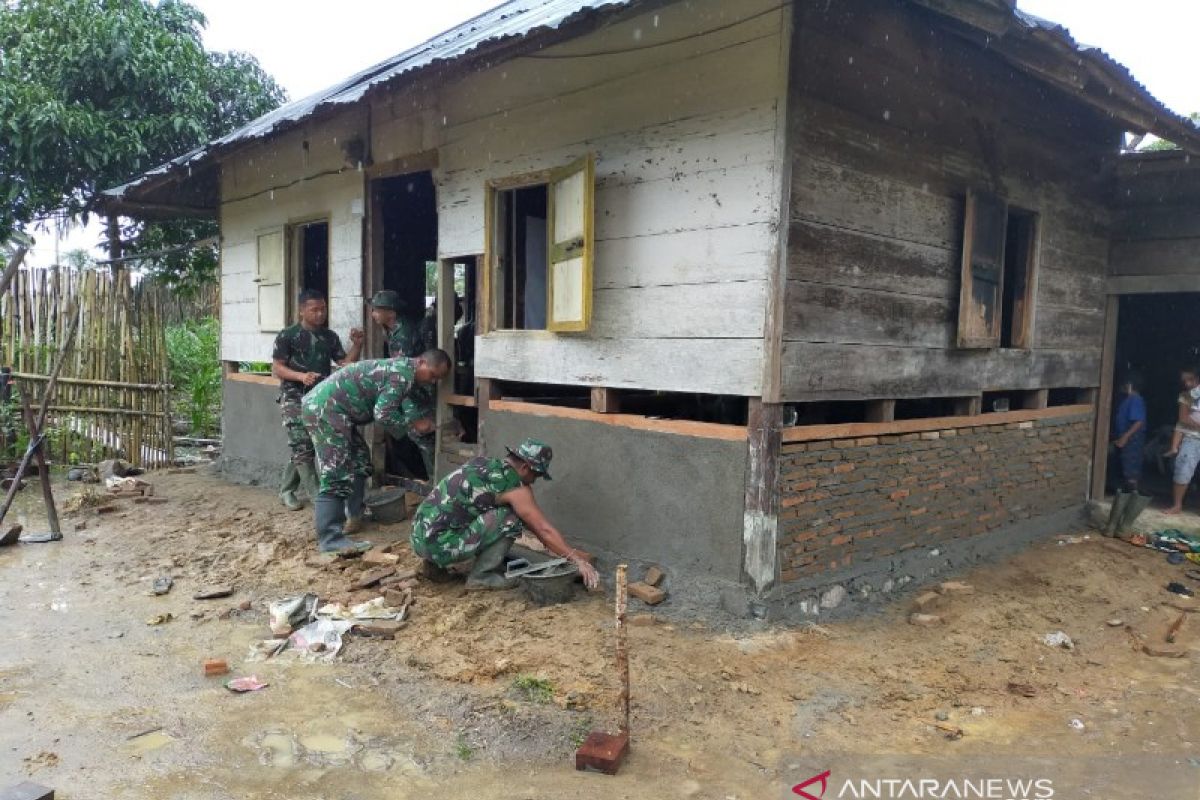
[127, 730, 174, 754]
[300, 733, 348, 754]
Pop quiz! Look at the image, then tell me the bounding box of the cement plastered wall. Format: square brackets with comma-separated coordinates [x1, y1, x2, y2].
[483, 409, 747, 604]
[219, 379, 288, 485]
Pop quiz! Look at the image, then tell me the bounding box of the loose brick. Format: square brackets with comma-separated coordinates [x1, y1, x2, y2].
[362, 548, 401, 566]
[643, 566, 665, 587]
[937, 581, 974, 595]
[351, 566, 396, 590]
[203, 658, 229, 677]
[628, 582, 666, 605]
[909, 613, 942, 627]
[912, 591, 941, 612]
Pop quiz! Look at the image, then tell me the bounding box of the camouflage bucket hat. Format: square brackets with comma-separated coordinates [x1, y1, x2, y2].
[370, 290, 400, 310]
[506, 438, 553, 480]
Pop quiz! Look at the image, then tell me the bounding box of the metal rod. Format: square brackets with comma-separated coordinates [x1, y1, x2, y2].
[615, 563, 629, 737]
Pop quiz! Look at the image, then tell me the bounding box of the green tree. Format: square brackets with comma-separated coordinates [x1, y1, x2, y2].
[1140, 112, 1200, 151]
[0, 0, 286, 285]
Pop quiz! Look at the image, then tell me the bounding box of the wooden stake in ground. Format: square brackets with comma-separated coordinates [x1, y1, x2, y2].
[17, 391, 59, 536]
[574, 563, 631, 775]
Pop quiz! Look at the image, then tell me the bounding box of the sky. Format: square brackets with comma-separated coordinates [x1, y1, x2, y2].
[24, 0, 1200, 267]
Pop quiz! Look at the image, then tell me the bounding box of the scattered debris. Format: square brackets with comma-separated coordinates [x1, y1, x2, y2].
[1068, 718, 1085, 731]
[934, 710, 950, 721]
[1, 780, 55, 800]
[288, 618, 354, 662]
[362, 548, 400, 566]
[925, 720, 963, 740]
[1166, 612, 1187, 644]
[350, 566, 396, 590]
[268, 593, 319, 636]
[644, 565, 664, 587]
[0, 524, 21, 547]
[936, 581, 974, 595]
[1106, 618, 1124, 627]
[1041, 631, 1074, 650]
[225, 675, 269, 693]
[203, 659, 230, 677]
[123, 727, 162, 741]
[192, 585, 234, 600]
[1166, 582, 1195, 598]
[152, 576, 173, 596]
[912, 591, 942, 612]
[1141, 643, 1187, 659]
[132, 497, 168, 505]
[628, 582, 666, 605]
[145, 613, 173, 625]
[1007, 682, 1037, 698]
[72, 521, 87, 532]
[909, 613, 942, 627]
[20, 751, 59, 774]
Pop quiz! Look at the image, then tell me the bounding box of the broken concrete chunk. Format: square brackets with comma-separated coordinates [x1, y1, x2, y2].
[912, 591, 941, 612]
[643, 566, 664, 587]
[362, 548, 401, 566]
[193, 585, 234, 600]
[350, 566, 396, 591]
[628, 582, 666, 606]
[353, 620, 406, 639]
[909, 613, 942, 626]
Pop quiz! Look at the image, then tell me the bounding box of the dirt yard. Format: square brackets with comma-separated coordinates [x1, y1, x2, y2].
[1, 466, 1199, 798]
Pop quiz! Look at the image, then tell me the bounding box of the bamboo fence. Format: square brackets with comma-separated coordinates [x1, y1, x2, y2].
[0, 267, 176, 468]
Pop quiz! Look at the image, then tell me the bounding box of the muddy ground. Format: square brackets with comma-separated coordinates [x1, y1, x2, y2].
[1, 466, 1199, 798]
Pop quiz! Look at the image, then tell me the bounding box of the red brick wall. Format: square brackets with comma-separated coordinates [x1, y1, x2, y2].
[777, 413, 1093, 583]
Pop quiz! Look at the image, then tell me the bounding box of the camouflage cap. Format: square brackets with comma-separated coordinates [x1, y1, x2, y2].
[506, 438, 553, 480]
[370, 290, 400, 310]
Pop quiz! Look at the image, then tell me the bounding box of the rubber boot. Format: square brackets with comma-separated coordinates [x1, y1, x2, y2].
[466, 537, 518, 590]
[418, 559, 456, 583]
[296, 461, 320, 504]
[343, 475, 366, 535]
[279, 463, 304, 511]
[1103, 491, 1130, 537]
[314, 494, 367, 553]
[1117, 492, 1153, 539]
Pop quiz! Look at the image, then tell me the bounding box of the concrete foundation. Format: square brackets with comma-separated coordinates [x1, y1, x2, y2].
[483, 408, 748, 617]
[218, 378, 288, 486]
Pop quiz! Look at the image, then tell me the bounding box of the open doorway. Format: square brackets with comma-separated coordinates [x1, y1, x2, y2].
[1109, 293, 1200, 505]
[370, 170, 438, 482]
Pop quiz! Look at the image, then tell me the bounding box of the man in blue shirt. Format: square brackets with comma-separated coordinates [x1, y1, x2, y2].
[1112, 371, 1147, 491]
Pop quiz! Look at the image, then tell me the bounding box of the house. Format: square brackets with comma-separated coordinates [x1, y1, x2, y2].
[104, 0, 1200, 619]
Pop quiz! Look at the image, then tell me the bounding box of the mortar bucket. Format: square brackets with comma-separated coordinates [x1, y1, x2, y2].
[520, 562, 580, 606]
[366, 489, 408, 524]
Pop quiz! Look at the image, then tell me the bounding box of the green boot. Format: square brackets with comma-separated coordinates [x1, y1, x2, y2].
[1117, 492, 1152, 539]
[1103, 491, 1131, 537]
[296, 461, 320, 504]
[279, 463, 304, 511]
[343, 475, 366, 534]
[466, 537, 517, 590]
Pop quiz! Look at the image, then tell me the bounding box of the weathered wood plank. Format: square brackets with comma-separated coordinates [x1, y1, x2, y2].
[787, 220, 958, 299]
[1034, 305, 1106, 350]
[1090, 296, 1119, 499]
[1110, 238, 1200, 277]
[744, 399, 782, 594]
[597, 223, 774, 290]
[780, 342, 1101, 401]
[1107, 274, 1200, 295]
[589, 281, 766, 340]
[476, 334, 763, 396]
[590, 387, 621, 414]
[783, 281, 953, 348]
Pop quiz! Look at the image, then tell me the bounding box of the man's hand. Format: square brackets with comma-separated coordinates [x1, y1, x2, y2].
[349, 327, 365, 345]
[302, 371, 322, 387]
[410, 417, 435, 435]
[574, 557, 599, 590]
[1115, 435, 1129, 449]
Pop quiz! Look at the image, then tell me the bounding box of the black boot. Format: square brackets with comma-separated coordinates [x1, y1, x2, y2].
[314, 494, 367, 553]
[343, 475, 367, 534]
[466, 537, 517, 590]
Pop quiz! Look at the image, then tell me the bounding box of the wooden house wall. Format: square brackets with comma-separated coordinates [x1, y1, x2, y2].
[780, 0, 1123, 402]
[1110, 155, 1200, 285]
[219, 110, 367, 362]
[436, 0, 788, 396]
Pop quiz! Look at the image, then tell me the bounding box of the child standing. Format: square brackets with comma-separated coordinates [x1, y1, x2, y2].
[1112, 372, 1147, 491]
[1165, 383, 1200, 457]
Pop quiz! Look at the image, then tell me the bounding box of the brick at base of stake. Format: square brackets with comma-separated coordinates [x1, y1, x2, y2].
[574, 731, 629, 775]
[203, 659, 230, 677]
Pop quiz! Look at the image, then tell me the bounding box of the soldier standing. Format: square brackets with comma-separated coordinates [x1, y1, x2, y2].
[271, 289, 363, 511]
[410, 438, 599, 590]
[301, 350, 451, 552]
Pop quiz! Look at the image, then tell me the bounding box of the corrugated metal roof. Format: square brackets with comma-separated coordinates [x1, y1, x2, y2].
[105, 0, 1200, 208]
[104, 0, 636, 202]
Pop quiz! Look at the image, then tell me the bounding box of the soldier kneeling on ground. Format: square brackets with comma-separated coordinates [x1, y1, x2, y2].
[410, 438, 599, 590]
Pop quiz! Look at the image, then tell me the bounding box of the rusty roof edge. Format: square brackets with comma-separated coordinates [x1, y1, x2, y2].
[102, 0, 637, 210]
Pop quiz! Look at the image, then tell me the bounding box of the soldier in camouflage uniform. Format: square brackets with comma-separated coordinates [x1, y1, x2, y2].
[271, 289, 363, 511]
[301, 350, 451, 552]
[410, 438, 600, 590]
[368, 290, 436, 478]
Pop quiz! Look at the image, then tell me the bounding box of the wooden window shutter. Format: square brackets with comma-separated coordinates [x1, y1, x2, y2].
[957, 189, 1007, 348]
[256, 227, 287, 332]
[546, 154, 594, 332]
